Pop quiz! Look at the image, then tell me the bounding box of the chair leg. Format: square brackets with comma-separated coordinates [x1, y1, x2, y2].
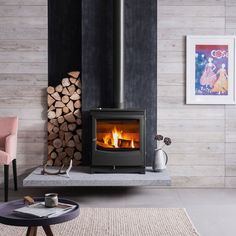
[4, 165, 9, 202]
[12, 159, 18, 191]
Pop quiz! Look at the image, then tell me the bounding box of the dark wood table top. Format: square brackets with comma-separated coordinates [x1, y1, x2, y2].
[0, 198, 80, 227]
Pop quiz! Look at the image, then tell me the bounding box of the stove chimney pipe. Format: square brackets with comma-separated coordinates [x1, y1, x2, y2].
[113, 0, 124, 109]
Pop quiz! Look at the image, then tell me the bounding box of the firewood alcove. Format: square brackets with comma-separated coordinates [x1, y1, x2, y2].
[47, 71, 82, 166]
[48, 0, 82, 166]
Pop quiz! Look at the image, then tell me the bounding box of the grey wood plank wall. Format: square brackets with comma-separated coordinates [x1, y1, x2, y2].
[1, 0, 236, 188]
[158, 0, 236, 187]
[0, 0, 48, 184]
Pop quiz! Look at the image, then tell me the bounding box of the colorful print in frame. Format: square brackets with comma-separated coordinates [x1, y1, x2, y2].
[186, 36, 236, 104]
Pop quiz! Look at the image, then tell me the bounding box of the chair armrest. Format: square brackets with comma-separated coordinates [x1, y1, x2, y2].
[5, 134, 17, 159]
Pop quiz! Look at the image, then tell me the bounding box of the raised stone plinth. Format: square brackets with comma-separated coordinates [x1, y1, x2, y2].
[23, 166, 171, 187]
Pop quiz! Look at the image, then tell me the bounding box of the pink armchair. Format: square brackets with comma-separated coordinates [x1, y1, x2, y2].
[0, 117, 18, 202]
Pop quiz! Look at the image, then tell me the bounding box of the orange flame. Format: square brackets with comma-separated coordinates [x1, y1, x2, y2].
[112, 126, 122, 148]
[131, 139, 135, 148]
[101, 126, 136, 149]
[103, 134, 111, 145]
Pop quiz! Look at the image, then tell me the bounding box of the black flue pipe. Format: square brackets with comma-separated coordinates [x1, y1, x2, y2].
[113, 0, 124, 109]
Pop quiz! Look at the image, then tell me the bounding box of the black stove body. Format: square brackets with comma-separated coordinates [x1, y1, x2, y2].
[91, 109, 146, 173]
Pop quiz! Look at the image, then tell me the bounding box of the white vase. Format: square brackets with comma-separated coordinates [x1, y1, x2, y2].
[152, 148, 168, 172]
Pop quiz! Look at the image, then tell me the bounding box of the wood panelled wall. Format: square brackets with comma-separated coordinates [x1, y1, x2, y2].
[158, 0, 236, 187]
[1, 0, 236, 188]
[0, 0, 48, 183]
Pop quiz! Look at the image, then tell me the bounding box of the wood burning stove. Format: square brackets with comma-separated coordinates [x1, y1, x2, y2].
[91, 109, 146, 173]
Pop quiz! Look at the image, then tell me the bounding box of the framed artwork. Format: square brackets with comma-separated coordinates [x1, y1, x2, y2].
[186, 35, 236, 104]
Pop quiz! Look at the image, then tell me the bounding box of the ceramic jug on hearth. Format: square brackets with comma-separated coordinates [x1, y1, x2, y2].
[152, 148, 168, 172]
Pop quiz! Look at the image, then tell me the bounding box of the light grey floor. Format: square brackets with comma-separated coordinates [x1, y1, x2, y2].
[1, 186, 236, 236]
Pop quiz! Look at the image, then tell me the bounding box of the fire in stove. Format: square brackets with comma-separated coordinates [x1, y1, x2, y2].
[96, 120, 140, 150]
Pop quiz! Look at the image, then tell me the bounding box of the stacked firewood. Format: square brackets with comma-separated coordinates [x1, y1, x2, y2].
[47, 71, 82, 166]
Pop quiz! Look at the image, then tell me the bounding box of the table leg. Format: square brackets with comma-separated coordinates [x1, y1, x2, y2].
[26, 226, 38, 236]
[42, 225, 54, 236]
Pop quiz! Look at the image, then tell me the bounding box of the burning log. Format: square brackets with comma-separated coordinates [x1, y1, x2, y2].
[97, 141, 114, 149]
[118, 139, 132, 148]
[96, 125, 140, 150]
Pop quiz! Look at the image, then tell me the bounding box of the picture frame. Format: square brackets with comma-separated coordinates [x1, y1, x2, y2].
[186, 35, 236, 104]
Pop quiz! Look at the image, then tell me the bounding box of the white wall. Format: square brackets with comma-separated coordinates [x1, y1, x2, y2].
[0, 0, 48, 183]
[158, 0, 236, 187]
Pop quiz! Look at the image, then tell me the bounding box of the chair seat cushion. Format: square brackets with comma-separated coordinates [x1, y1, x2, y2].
[0, 150, 12, 165]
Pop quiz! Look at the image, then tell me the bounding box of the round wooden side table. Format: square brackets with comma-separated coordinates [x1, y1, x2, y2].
[0, 197, 80, 236]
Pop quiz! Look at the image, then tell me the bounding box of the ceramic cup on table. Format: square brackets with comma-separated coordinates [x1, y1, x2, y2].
[45, 193, 58, 208]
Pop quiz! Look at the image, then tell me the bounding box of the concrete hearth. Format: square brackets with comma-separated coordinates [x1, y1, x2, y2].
[23, 167, 171, 187]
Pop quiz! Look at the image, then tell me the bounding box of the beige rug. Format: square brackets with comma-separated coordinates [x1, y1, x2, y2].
[0, 208, 199, 236]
